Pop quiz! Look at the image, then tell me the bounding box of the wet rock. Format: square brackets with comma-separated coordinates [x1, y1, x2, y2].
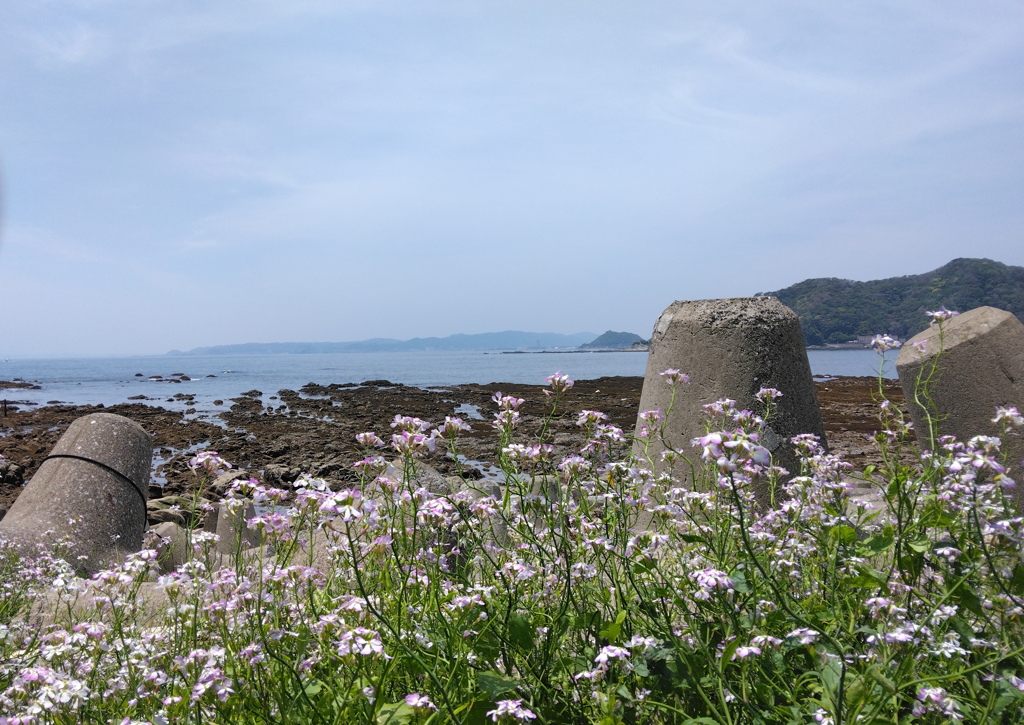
[309, 456, 348, 478]
[0, 460, 24, 486]
[0, 380, 42, 390]
[210, 469, 249, 497]
[264, 463, 302, 486]
[148, 495, 214, 528]
[148, 507, 186, 527]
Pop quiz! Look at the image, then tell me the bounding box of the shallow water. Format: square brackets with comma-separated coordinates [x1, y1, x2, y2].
[1, 348, 894, 416]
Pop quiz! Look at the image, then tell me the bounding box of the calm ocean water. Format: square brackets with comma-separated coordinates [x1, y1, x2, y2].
[1, 348, 895, 415]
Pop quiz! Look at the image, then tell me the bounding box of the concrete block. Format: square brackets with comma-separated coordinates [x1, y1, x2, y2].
[0, 412, 152, 576]
[215, 499, 260, 556]
[635, 297, 827, 498]
[896, 306, 1024, 486]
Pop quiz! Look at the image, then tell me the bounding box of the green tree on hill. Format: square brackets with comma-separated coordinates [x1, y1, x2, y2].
[760, 258, 1024, 345]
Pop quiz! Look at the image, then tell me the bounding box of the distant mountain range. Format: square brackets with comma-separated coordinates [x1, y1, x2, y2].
[168, 258, 1021, 356]
[761, 258, 1024, 345]
[167, 330, 600, 356]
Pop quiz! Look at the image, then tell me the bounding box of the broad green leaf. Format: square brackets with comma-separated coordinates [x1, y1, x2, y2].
[907, 538, 931, 553]
[861, 533, 894, 554]
[477, 670, 519, 699]
[454, 700, 496, 725]
[844, 674, 868, 705]
[508, 612, 535, 651]
[831, 525, 858, 545]
[951, 583, 984, 616]
[377, 702, 415, 725]
[731, 569, 751, 594]
[599, 610, 627, 641]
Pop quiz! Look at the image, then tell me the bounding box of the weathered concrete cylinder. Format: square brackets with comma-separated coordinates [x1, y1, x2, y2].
[0, 412, 152, 575]
[896, 306, 1024, 487]
[216, 499, 259, 556]
[635, 298, 827, 495]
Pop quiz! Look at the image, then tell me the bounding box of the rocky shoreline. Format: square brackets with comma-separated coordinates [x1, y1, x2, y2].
[0, 375, 907, 517]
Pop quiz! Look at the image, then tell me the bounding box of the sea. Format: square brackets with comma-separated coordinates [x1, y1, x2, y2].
[0, 348, 896, 418]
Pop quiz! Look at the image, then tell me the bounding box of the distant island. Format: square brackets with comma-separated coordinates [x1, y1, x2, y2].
[761, 258, 1024, 346]
[580, 330, 648, 350]
[167, 330, 602, 356]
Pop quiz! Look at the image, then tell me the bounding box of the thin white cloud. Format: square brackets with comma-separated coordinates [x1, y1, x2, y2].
[2, 225, 103, 264]
[0, 1, 1022, 356]
[25, 22, 110, 67]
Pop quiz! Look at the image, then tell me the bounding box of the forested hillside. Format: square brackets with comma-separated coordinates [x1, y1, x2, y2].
[761, 258, 1024, 345]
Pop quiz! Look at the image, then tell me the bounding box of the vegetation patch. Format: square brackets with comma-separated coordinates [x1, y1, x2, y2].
[1, 315, 1023, 723]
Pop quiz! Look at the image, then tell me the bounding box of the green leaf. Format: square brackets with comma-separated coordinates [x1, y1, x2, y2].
[867, 666, 896, 694]
[818, 657, 843, 702]
[948, 615, 976, 644]
[731, 569, 751, 594]
[845, 575, 884, 588]
[508, 612, 535, 651]
[473, 630, 501, 663]
[830, 525, 858, 545]
[720, 638, 740, 665]
[454, 700, 496, 725]
[303, 680, 323, 698]
[631, 558, 655, 575]
[861, 533, 894, 554]
[477, 670, 519, 699]
[377, 702, 415, 725]
[844, 674, 868, 705]
[599, 610, 627, 641]
[907, 538, 931, 553]
[1010, 564, 1024, 596]
[951, 582, 984, 616]
[849, 565, 889, 588]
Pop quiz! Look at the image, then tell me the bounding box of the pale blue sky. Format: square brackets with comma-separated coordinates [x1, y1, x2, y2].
[1, 1, 1022, 358]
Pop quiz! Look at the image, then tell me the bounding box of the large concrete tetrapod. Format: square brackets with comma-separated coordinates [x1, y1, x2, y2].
[896, 306, 1024, 500]
[635, 298, 827, 500]
[0, 412, 152, 575]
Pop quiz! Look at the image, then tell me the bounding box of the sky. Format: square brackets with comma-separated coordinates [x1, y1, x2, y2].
[1, 1, 1022, 358]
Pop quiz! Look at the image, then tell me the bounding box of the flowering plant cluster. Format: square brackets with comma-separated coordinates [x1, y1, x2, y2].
[1, 314, 1023, 723]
